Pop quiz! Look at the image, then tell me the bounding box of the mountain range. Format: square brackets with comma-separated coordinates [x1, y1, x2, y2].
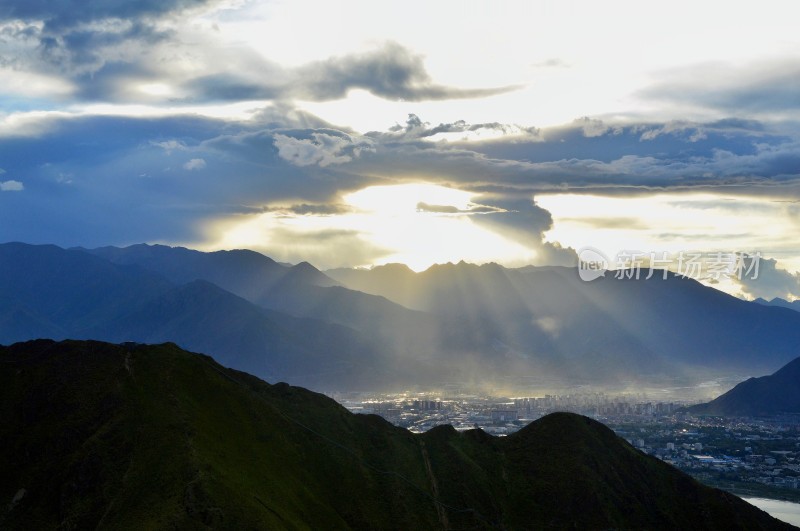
[328, 261, 800, 384]
[687, 356, 800, 417]
[2, 241, 800, 391]
[0, 339, 791, 530]
[755, 297, 800, 313]
[0, 243, 401, 390]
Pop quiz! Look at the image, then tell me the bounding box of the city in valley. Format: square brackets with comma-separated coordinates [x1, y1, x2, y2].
[335, 389, 800, 503]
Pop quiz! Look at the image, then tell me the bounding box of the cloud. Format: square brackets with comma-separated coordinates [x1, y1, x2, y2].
[639, 59, 800, 115]
[151, 140, 186, 153]
[251, 103, 341, 130]
[415, 202, 503, 214]
[635, 121, 707, 142]
[0, 180, 23, 191]
[0, 4, 196, 99]
[0, 108, 798, 269]
[560, 216, 650, 230]
[734, 255, 800, 300]
[532, 58, 570, 69]
[289, 42, 519, 102]
[0, 0, 216, 32]
[2, 19, 517, 106]
[273, 132, 374, 168]
[183, 158, 206, 170]
[270, 203, 353, 216]
[467, 194, 577, 266]
[350, 117, 800, 195]
[574, 117, 620, 138]
[370, 113, 540, 142]
[184, 42, 519, 105]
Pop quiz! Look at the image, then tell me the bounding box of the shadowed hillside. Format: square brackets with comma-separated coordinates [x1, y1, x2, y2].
[0, 340, 792, 530]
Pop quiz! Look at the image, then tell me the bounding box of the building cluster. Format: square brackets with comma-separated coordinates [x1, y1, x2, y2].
[335, 390, 691, 436]
[610, 416, 800, 495]
[513, 395, 681, 417]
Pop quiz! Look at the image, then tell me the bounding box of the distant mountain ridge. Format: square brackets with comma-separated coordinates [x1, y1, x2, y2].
[82, 243, 339, 298]
[3, 241, 800, 392]
[83, 244, 446, 366]
[754, 297, 800, 313]
[0, 242, 399, 390]
[0, 339, 791, 530]
[328, 261, 800, 382]
[687, 357, 800, 416]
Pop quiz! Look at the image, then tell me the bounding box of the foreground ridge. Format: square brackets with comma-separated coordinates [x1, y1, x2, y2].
[0, 339, 793, 530]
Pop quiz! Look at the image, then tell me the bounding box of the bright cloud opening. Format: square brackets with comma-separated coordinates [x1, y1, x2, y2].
[205, 183, 536, 270]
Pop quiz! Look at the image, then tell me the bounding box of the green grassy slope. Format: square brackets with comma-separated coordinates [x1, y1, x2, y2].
[1, 340, 793, 530]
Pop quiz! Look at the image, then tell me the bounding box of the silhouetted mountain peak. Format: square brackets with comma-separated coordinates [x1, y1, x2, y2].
[372, 262, 415, 274]
[284, 261, 338, 287]
[514, 411, 620, 447]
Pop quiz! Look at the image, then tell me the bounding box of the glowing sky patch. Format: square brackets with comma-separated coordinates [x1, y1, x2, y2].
[537, 193, 791, 254]
[208, 183, 535, 271]
[537, 192, 800, 297]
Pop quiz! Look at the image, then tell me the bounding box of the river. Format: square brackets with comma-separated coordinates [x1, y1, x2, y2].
[744, 497, 800, 527]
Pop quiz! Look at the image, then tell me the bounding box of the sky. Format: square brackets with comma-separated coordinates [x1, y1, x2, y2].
[1, 0, 799, 299]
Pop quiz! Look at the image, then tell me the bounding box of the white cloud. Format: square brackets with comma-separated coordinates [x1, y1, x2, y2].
[734, 256, 800, 301]
[575, 117, 618, 138]
[0, 180, 24, 191]
[151, 140, 186, 153]
[183, 158, 206, 170]
[273, 132, 372, 168]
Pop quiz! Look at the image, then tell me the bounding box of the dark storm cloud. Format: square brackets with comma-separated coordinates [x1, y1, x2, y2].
[251, 103, 341, 130]
[0, 108, 370, 246]
[185, 74, 282, 102]
[0, 0, 213, 31]
[467, 195, 577, 265]
[183, 44, 519, 104]
[348, 116, 800, 195]
[4, 22, 517, 105]
[0, 5, 182, 102]
[640, 60, 800, 114]
[2, 0, 514, 106]
[36, 20, 170, 80]
[289, 42, 519, 102]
